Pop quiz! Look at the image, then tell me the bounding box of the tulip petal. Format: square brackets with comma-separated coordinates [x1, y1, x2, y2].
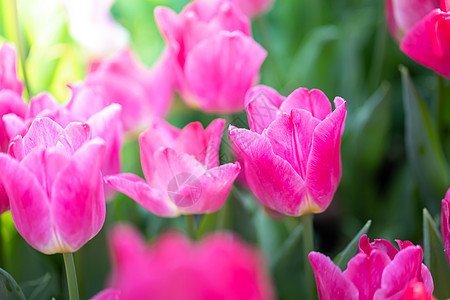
[184, 31, 267, 112]
[359, 234, 400, 260]
[442, 191, 450, 263]
[104, 173, 178, 217]
[308, 252, 359, 300]
[0, 153, 54, 254]
[0, 184, 8, 215]
[2, 113, 27, 142]
[0, 90, 27, 151]
[90, 289, 121, 300]
[305, 98, 346, 211]
[27, 92, 61, 119]
[0, 43, 24, 95]
[373, 246, 424, 300]
[245, 85, 285, 134]
[400, 9, 450, 78]
[204, 118, 225, 169]
[229, 126, 307, 216]
[343, 250, 391, 300]
[21, 118, 66, 154]
[265, 108, 320, 180]
[51, 138, 106, 253]
[279, 88, 332, 121]
[178, 162, 241, 214]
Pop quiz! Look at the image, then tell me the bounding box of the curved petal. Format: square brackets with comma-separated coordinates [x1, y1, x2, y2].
[279, 88, 332, 121]
[359, 234, 399, 260]
[305, 98, 346, 211]
[2, 113, 27, 142]
[343, 250, 391, 300]
[232, 0, 274, 17]
[0, 153, 54, 254]
[104, 173, 178, 217]
[51, 138, 106, 253]
[27, 92, 62, 119]
[373, 246, 424, 300]
[184, 31, 267, 113]
[204, 118, 225, 168]
[229, 126, 307, 216]
[90, 289, 121, 300]
[308, 252, 359, 300]
[21, 118, 66, 154]
[245, 85, 285, 134]
[265, 109, 320, 180]
[442, 189, 450, 264]
[154, 6, 182, 55]
[0, 90, 27, 151]
[178, 162, 241, 214]
[0, 184, 8, 215]
[400, 9, 450, 78]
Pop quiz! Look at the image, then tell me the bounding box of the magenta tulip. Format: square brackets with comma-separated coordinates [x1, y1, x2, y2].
[69, 50, 174, 134]
[402, 280, 436, 300]
[231, 0, 274, 17]
[91, 224, 275, 300]
[386, 0, 450, 77]
[105, 118, 240, 217]
[229, 85, 346, 216]
[0, 117, 106, 254]
[309, 234, 434, 300]
[154, 0, 266, 113]
[442, 188, 450, 264]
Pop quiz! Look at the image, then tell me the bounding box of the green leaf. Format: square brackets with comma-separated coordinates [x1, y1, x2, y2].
[423, 208, 450, 299]
[0, 268, 25, 300]
[400, 66, 450, 213]
[333, 220, 372, 270]
[269, 222, 303, 270]
[351, 83, 391, 170]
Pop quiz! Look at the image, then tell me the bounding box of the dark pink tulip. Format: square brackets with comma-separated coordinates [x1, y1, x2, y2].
[0, 117, 106, 254]
[385, 0, 450, 77]
[442, 188, 450, 264]
[91, 225, 275, 300]
[105, 118, 240, 217]
[229, 85, 346, 216]
[0, 43, 24, 95]
[309, 235, 434, 300]
[155, 0, 266, 113]
[69, 49, 174, 134]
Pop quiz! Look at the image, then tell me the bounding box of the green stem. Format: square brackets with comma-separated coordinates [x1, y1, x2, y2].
[301, 213, 315, 300]
[63, 252, 79, 300]
[185, 215, 196, 240]
[11, 0, 32, 99]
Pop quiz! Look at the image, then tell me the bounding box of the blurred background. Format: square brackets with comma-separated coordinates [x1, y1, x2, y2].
[1, 0, 449, 299]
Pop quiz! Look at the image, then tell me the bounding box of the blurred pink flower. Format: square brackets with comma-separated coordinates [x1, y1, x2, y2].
[155, 0, 266, 113]
[442, 188, 450, 264]
[0, 117, 106, 254]
[0, 43, 24, 95]
[105, 118, 240, 217]
[62, 0, 129, 60]
[91, 225, 275, 300]
[2, 92, 123, 199]
[386, 0, 450, 77]
[309, 234, 434, 300]
[69, 50, 174, 134]
[229, 85, 346, 216]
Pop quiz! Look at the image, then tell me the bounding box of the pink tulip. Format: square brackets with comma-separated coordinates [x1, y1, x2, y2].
[91, 224, 275, 300]
[442, 188, 450, 264]
[0, 43, 24, 95]
[69, 50, 174, 134]
[309, 234, 434, 300]
[2, 92, 123, 199]
[385, 0, 450, 77]
[155, 0, 266, 113]
[0, 117, 106, 254]
[229, 85, 346, 216]
[62, 0, 129, 60]
[105, 118, 241, 217]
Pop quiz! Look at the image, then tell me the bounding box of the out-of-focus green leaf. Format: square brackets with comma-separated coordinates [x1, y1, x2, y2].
[401, 66, 449, 214]
[422, 208, 450, 299]
[351, 83, 391, 170]
[269, 222, 303, 270]
[333, 220, 371, 270]
[0, 268, 25, 300]
[20, 273, 51, 300]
